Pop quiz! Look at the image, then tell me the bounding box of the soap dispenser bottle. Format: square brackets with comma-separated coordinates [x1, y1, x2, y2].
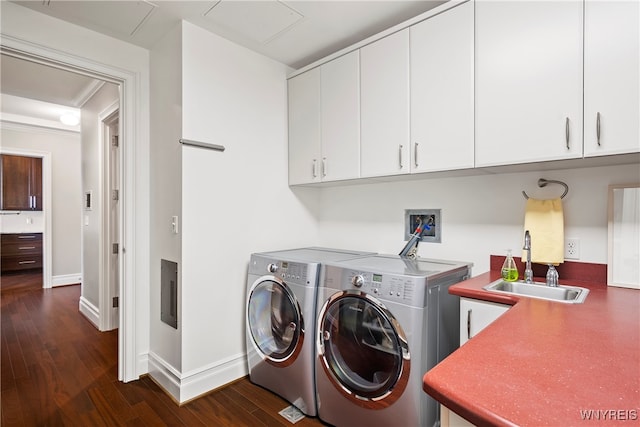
[501, 249, 519, 282]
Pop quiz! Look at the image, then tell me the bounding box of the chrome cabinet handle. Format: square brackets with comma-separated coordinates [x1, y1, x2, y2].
[414, 142, 419, 168]
[18, 235, 36, 239]
[322, 158, 327, 177]
[399, 145, 403, 169]
[596, 112, 601, 146]
[467, 309, 472, 340]
[312, 159, 317, 178]
[19, 246, 36, 250]
[565, 117, 570, 149]
[19, 260, 36, 265]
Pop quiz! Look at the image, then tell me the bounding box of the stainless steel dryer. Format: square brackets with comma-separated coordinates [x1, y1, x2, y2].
[245, 247, 374, 417]
[315, 255, 472, 427]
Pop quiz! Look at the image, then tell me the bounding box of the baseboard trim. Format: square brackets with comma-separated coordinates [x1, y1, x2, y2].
[78, 296, 99, 328]
[52, 273, 82, 287]
[147, 351, 248, 404]
[136, 352, 149, 380]
[147, 352, 183, 403]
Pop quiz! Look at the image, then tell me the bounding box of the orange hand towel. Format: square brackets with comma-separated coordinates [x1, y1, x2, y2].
[522, 197, 564, 265]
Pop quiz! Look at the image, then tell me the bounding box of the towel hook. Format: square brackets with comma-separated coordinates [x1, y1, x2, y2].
[522, 178, 569, 199]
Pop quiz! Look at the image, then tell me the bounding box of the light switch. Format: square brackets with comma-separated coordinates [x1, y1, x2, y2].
[171, 216, 179, 234]
[84, 215, 89, 226]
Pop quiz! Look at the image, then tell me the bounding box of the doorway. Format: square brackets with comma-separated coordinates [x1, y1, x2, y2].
[0, 49, 130, 379]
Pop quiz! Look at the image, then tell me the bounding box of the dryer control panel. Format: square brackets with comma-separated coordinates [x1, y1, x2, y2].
[249, 254, 319, 287]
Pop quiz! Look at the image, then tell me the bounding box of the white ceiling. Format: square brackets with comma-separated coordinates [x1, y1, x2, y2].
[10, 0, 446, 69]
[1, 0, 445, 121]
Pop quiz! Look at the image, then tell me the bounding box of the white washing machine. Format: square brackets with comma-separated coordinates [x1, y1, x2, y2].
[245, 247, 374, 417]
[315, 255, 472, 427]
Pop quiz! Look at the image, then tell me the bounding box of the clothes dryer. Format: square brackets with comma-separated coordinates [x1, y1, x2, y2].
[315, 255, 472, 427]
[245, 247, 373, 417]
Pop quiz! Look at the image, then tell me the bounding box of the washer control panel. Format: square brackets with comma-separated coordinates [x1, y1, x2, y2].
[323, 266, 426, 307]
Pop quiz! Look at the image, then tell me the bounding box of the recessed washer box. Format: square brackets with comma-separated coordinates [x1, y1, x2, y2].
[404, 209, 441, 243]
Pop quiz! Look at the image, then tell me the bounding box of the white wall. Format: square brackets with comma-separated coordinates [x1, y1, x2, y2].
[149, 22, 183, 376]
[178, 22, 319, 399]
[316, 164, 640, 274]
[1, 125, 82, 281]
[80, 83, 119, 307]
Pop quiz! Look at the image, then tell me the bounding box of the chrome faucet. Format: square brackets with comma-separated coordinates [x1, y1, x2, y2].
[523, 230, 533, 284]
[546, 264, 559, 287]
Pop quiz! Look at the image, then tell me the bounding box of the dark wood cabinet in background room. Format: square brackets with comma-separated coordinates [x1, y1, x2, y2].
[0, 154, 42, 211]
[1, 233, 43, 273]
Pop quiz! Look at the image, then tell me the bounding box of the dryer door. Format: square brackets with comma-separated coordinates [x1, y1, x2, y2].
[317, 291, 410, 408]
[247, 277, 304, 367]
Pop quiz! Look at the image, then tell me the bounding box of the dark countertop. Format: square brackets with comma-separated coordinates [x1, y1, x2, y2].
[422, 263, 640, 426]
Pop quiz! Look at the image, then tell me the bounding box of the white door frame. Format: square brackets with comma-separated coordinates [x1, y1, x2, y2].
[99, 102, 120, 331]
[0, 38, 144, 382]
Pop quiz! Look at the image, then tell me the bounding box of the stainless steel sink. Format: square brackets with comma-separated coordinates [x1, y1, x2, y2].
[483, 279, 589, 304]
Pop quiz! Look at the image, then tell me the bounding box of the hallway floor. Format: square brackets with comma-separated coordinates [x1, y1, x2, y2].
[1, 271, 327, 426]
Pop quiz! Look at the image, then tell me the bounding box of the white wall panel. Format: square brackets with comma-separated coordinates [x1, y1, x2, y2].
[180, 22, 319, 377]
[317, 164, 639, 274]
[149, 23, 184, 374]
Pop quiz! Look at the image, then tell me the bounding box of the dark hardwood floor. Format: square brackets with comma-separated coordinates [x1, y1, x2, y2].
[1, 271, 328, 426]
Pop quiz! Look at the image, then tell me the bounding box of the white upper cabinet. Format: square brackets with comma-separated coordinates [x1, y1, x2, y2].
[360, 29, 410, 177]
[410, 1, 474, 173]
[475, 1, 584, 167]
[584, 0, 640, 157]
[288, 68, 321, 185]
[320, 51, 361, 181]
[288, 52, 360, 185]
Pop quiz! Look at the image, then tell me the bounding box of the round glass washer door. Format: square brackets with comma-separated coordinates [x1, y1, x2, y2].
[247, 277, 304, 367]
[317, 291, 410, 408]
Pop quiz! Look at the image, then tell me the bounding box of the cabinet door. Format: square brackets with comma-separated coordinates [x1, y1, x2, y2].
[361, 29, 410, 177]
[321, 51, 360, 181]
[475, 1, 583, 167]
[459, 297, 509, 346]
[1, 155, 31, 210]
[288, 68, 321, 185]
[410, 1, 474, 173]
[584, 0, 640, 157]
[30, 157, 42, 211]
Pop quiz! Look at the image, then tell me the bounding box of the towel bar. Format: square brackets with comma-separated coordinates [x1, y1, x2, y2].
[522, 179, 569, 199]
[179, 138, 225, 152]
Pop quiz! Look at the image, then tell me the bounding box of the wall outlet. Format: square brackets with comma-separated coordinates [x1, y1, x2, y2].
[565, 238, 580, 260]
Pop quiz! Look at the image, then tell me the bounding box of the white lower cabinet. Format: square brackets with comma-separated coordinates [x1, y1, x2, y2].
[438, 297, 510, 427]
[441, 405, 475, 427]
[459, 297, 509, 346]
